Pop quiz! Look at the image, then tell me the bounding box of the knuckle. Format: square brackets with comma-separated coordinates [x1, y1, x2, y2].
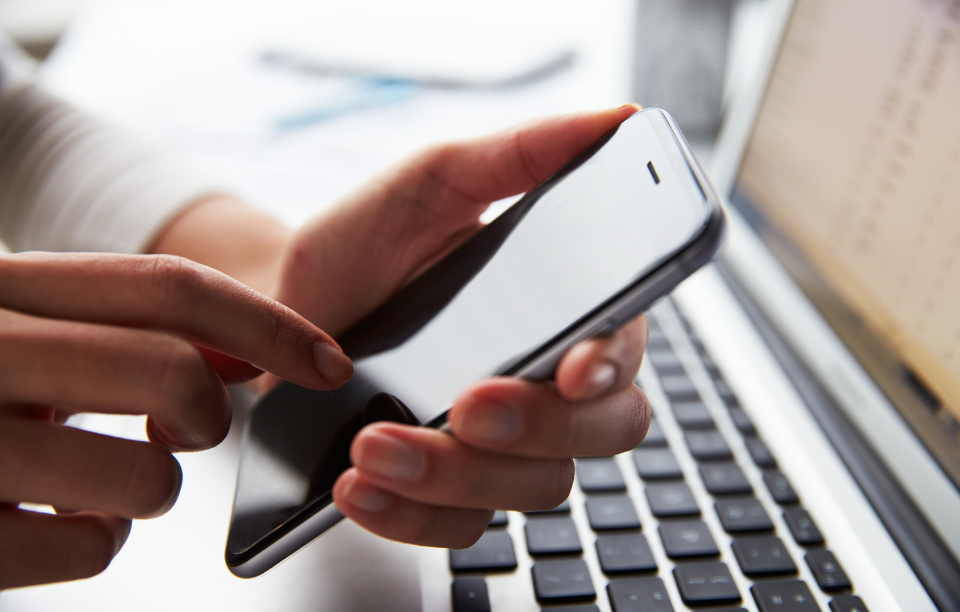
[405, 512, 438, 546]
[511, 128, 540, 184]
[443, 461, 485, 509]
[253, 298, 296, 372]
[121, 443, 180, 518]
[548, 459, 575, 507]
[514, 458, 576, 512]
[447, 511, 493, 550]
[418, 141, 460, 172]
[147, 255, 209, 308]
[156, 341, 213, 406]
[156, 338, 224, 426]
[565, 403, 585, 454]
[412, 142, 470, 195]
[73, 520, 119, 579]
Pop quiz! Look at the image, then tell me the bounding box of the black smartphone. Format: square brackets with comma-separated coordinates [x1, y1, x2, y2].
[225, 108, 724, 577]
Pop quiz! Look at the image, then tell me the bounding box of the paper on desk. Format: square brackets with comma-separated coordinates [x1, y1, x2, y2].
[261, 0, 577, 88]
[42, 0, 633, 228]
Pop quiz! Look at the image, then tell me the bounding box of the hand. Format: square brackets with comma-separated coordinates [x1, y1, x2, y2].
[0, 253, 352, 589]
[275, 104, 652, 546]
[335, 319, 650, 547]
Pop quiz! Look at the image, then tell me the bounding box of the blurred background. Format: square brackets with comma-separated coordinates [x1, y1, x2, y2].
[0, 0, 773, 228]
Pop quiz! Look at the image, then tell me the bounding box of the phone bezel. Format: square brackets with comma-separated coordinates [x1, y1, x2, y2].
[225, 108, 725, 577]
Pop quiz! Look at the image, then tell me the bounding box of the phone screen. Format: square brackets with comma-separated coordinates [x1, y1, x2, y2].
[227, 110, 713, 563]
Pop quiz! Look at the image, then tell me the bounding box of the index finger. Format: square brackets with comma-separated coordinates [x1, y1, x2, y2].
[0, 253, 352, 390]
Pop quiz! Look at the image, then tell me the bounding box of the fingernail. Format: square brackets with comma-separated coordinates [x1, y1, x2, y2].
[456, 398, 523, 442]
[342, 472, 391, 513]
[355, 431, 423, 481]
[584, 362, 618, 398]
[314, 342, 353, 385]
[618, 102, 642, 111]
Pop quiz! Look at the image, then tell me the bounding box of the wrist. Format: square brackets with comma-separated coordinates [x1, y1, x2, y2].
[148, 195, 293, 297]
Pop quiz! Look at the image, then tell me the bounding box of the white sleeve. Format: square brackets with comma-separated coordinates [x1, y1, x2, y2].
[0, 34, 226, 254]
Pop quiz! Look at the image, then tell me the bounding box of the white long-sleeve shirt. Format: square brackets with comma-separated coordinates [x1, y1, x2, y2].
[0, 32, 222, 254]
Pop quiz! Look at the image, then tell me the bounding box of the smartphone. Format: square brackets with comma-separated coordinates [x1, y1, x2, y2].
[225, 108, 724, 577]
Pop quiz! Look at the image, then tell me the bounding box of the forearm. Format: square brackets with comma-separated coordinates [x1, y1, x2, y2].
[148, 195, 293, 297]
[0, 81, 222, 255]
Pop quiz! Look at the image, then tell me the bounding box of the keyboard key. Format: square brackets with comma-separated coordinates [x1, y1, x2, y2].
[531, 559, 595, 604]
[715, 379, 739, 405]
[452, 576, 491, 612]
[752, 581, 821, 612]
[806, 550, 852, 592]
[647, 329, 671, 351]
[648, 349, 685, 374]
[540, 607, 599, 612]
[745, 437, 777, 468]
[729, 407, 757, 435]
[639, 419, 667, 447]
[525, 517, 582, 555]
[700, 352, 721, 376]
[673, 561, 741, 606]
[449, 531, 517, 572]
[685, 431, 733, 461]
[633, 447, 683, 480]
[660, 375, 701, 401]
[526, 499, 570, 515]
[596, 533, 657, 574]
[659, 520, 719, 557]
[732, 536, 797, 576]
[763, 469, 800, 504]
[715, 497, 774, 532]
[645, 482, 700, 517]
[576, 457, 626, 492]
[783, 507, 824, 545]
[585, 496, 641, 530]
[487, 510, 508, 527]
[608, 577, 674, 612]
[699, 463, 752, 495]
[829, 595, 869, 612]
[672, 402, 716, 429]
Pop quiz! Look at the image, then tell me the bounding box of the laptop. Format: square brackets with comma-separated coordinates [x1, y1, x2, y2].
[423, 1, 960, 611]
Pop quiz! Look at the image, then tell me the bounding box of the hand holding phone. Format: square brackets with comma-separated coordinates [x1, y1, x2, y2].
[228, 106, 723, 576]
[336, 312, 652, 532]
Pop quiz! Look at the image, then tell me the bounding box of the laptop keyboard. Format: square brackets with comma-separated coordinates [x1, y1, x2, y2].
[445, 299, 870, 612]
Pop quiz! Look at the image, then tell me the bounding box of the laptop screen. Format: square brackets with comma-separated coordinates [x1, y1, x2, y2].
[729, 0, 960, 421]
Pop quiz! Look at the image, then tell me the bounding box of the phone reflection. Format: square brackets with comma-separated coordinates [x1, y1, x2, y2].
[337, 127, 615, 360]
[228, 376, 419, 554]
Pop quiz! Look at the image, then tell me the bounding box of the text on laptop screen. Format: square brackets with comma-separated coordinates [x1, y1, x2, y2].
[732, 0, 960, 416]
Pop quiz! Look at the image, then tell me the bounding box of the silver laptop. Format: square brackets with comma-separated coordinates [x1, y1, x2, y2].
[423, 1, 960, 611]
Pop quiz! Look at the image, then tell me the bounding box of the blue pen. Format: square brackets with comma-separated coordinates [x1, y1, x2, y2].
[274, 77, 419, 132]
